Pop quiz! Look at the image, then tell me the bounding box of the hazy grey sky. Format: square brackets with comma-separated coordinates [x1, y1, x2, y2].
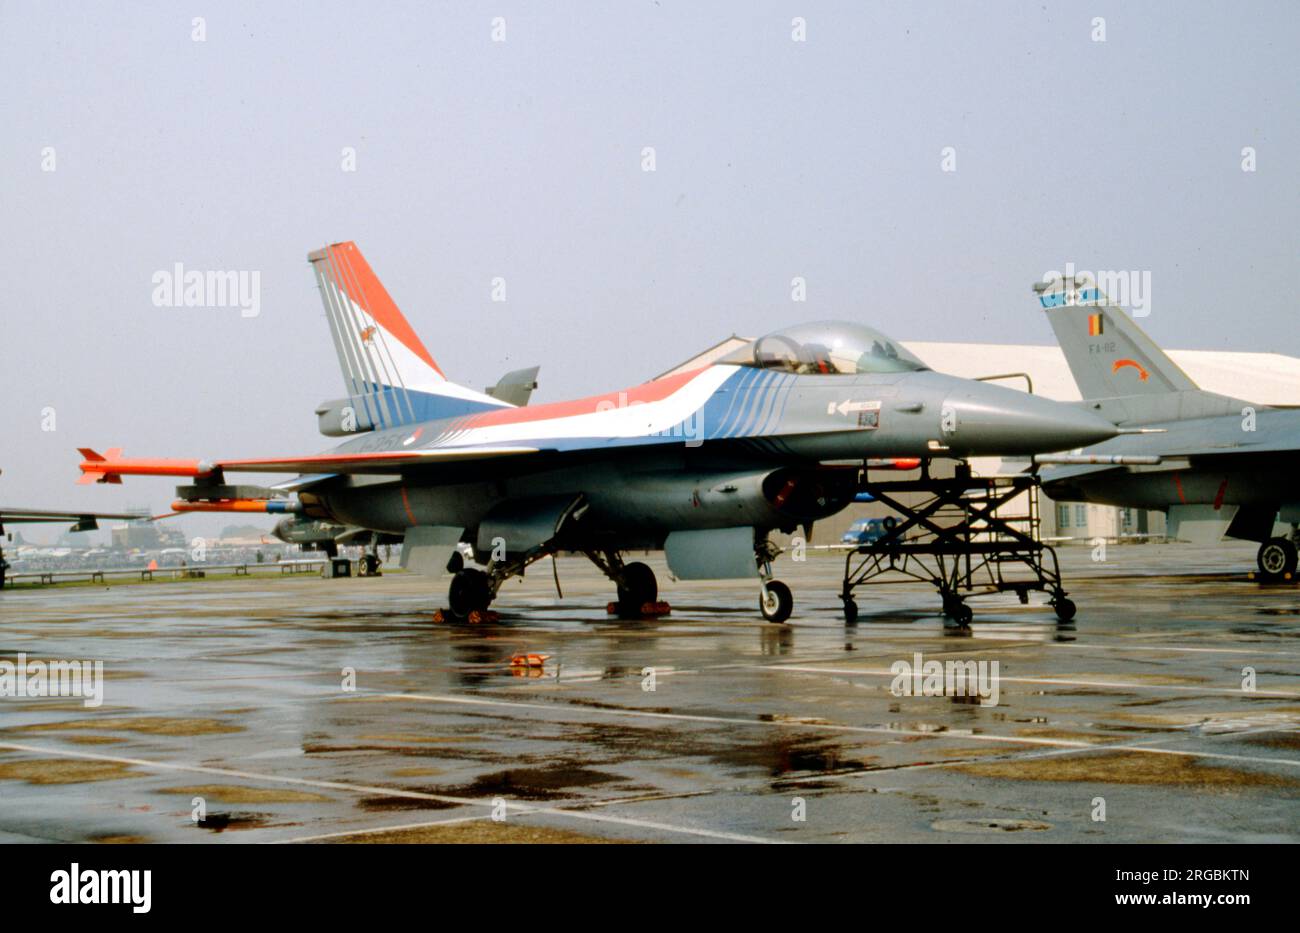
[2, 1, 1296, 539]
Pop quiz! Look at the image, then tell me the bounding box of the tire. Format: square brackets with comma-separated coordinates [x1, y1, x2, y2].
[1054, 597, 1077, 622]
[1257, 538, 1297, 582]
[843, 598, 858, 624]
[448, 568, 492, 619]
[760, 580, 794, 623]
[616, 561, 658, 618]
[943, 597, 972, 627]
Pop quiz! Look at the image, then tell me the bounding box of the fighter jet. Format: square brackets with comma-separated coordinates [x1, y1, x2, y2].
[75, 242, 1117, 622]
[1033, 276, 1300, 581]
[0, 498, 137, 590]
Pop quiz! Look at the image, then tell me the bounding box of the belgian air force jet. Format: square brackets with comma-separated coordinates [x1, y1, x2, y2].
[1034, 275, 1300, 582]
[75, 242, 1117, 621]
[0, 487, 137, 589]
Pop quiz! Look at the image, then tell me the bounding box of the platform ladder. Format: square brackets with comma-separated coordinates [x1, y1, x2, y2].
[839, 461, 1076, 628]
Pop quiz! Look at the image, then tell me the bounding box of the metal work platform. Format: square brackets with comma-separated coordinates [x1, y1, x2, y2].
[840, 462, 1074, 628]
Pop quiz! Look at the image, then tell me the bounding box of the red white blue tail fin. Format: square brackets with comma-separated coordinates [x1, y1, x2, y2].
[309, 242, 509, 427]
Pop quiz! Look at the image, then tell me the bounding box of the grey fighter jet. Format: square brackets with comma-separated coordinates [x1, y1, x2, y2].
[76, 242, 1117, 621]
[1034, 275, 1300, 581]
[0, 500, 137, 590]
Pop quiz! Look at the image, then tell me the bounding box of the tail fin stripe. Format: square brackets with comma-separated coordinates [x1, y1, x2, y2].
[309, 240, 513, 429]
[326, 246, 401, 430]
[330, 245, 416, 428]
[314, 261, 368, 405]
[316, 256, 388, 430]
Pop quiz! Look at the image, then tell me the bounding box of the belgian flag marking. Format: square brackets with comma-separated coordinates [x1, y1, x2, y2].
[1087, 313, 1104, 336]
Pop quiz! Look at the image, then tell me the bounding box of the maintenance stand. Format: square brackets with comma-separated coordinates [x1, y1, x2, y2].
[840, 461, 1075, 629]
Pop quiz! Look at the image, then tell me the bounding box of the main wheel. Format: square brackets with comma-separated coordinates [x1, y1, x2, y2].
[448, 568, 492, 619]
[1257, 538, 1297, 582]
[943, 597, 972, 628]
[842, 597, 859, 624]
[760, 580, 794, 623]
[1053, 597, 1077, 622]
[616, 561, 658, 618]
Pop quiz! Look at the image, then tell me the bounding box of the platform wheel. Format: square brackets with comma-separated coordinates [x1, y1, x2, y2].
[842, 597, 859, 624]
[760, 580, 794, 624]
[616, 561, 658, 618]
[1053, 597, 1077, 623]
[1256, 538, 1298, 583]
[448, 568, 492, 620]
[943, 596, 972, 628]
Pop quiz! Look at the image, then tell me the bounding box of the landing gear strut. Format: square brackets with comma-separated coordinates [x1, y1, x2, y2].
[585, 550, 662, 619]
[756, 536, 793, 624]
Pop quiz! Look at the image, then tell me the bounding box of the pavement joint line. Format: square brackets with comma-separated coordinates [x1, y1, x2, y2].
[773, 723, 1300, 786]
[364, 690, 1300, 767]
[367, 690, 1099, 748]
[0, 740, 782, 845]
[751, 665, 1300, 698]
[273, 785, 725, 844]
[271, 813, 493, 844]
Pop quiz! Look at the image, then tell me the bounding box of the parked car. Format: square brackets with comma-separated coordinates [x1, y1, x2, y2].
[841, 517, 896, 546]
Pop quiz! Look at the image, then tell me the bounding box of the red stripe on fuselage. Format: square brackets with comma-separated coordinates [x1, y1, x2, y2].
[461, 368, 709, 428]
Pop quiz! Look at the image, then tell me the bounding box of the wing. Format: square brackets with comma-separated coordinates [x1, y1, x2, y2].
[76, 445, 543, 484]
[0, 506, 139, 533]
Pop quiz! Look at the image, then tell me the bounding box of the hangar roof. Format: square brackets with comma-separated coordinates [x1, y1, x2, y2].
[904, 342, 1300, 407]
[658, 337, 1300, 408]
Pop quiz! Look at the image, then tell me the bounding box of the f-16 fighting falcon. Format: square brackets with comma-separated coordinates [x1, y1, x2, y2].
[76, 243, 1117, 622]
[0, 493, 138, 590]
[1035, 275, 1300, 582]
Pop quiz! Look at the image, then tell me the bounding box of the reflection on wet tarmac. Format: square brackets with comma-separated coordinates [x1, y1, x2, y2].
[0, 541, 1297, 843]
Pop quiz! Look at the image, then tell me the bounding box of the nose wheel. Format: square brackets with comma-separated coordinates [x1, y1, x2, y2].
[760, 580, 793, 623]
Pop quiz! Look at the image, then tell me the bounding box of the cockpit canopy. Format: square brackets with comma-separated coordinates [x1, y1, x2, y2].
[721, 321, 928, 375]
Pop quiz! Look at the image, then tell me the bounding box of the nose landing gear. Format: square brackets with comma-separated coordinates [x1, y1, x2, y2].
[755, 537, 793, 624]
[760, 579, 794, 623]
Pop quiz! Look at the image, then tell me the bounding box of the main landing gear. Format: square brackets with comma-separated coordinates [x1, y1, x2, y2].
[442, 539, 796, 624]
[1256, 535, 1299, 583]
[585, 550, 665, 619]
[447, 566, 493, 618]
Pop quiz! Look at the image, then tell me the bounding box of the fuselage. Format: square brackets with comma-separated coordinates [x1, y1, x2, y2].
[307, 364, 1117, 548]
[1042, 407, 1300, 512]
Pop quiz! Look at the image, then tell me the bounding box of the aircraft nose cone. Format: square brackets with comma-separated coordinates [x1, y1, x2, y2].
[943, 385, 1117, 455]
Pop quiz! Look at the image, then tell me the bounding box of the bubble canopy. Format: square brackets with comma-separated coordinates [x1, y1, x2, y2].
[720, 321, 928, 375]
